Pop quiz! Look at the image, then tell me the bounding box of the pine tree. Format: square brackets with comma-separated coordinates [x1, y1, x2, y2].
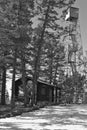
[0, 0, 76, 106]
[0, 0, 34, 107]
[32, 0, 76, 104]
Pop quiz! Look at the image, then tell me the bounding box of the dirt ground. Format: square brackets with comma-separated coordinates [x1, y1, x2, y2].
[0, 105, 87, 130]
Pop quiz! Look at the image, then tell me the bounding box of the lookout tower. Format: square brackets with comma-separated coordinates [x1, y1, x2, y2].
[65, 7, 82, 76]
[65, 7, 79, 22]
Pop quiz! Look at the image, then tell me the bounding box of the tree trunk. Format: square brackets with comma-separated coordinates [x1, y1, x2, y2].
[1, 66, 6, 105]
[11, 48, 17, 108]
[53, 63, 58, 103]
[21, 54, 27, 106]
[33, 56, 38, 105]
[49, 56, 53, 84]
[33, 2, 50, 104]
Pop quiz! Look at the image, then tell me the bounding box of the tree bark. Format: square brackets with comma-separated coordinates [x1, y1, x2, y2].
[11, 48, 17, 108]
[1, 66, 6, 105]
[33, 1, 50, 104]
[21, 51, 27, 106]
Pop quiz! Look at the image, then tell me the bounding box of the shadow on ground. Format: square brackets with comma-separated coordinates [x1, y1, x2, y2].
[0, 105, 87, 130]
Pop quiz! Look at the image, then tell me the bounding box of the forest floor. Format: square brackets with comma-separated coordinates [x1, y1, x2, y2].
[0, 102, 51, 118]
[0, 104, 87, 130]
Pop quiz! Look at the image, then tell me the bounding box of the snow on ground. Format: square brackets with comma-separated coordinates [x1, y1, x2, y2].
[0, 105, 87, 130]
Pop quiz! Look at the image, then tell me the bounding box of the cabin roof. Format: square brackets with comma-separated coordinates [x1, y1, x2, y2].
[15, 76, 61, 89]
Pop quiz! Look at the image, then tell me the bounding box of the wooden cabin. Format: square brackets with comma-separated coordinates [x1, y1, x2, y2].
[37, 80, 54, 102]
[15, 77, 61, 103]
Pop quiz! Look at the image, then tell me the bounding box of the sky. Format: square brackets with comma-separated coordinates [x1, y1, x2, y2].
[75, 0, 87, 54]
